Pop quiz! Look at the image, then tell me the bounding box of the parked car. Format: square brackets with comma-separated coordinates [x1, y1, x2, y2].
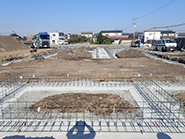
[153, 39, 177, 52]
[131, 40, 140, 47]
[59, 39, 68, 45]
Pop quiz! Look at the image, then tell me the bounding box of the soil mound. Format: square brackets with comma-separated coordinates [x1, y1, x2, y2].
[175, 93, 185, 101]
[0, 36, 29, 52]
[116, 49, 146, 58]
[175, 93, 185, 108]
[30, 93, 134, 115]
[56, 47, 92, 60]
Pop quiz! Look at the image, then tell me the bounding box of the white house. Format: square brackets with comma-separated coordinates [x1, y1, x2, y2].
[100, 30, 123, 36]
[144, 30, 176, 42]
[81, 32, 93, 38]
[49, 32, 66, 45]
[144, 30, 161, 42]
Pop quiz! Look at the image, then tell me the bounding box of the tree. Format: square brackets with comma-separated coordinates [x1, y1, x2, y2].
[97, 32, 114, 44]
[69, 34, 87, 44]
[97, 32, 103, 44]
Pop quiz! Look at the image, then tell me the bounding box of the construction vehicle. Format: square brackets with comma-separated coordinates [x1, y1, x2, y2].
[33, 32, 50, 48]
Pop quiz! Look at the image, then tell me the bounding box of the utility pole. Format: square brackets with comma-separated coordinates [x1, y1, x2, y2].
[133, 18, 137, 38]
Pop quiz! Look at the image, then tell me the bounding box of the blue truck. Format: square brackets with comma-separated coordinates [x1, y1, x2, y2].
[33, 32, 50, 48]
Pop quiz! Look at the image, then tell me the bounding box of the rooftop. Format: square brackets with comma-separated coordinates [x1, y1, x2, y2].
[81, 32, 93, 34]
[144, 30, 161, 32]
[100, 30, 123, 33]
[161, 30, 175, 34]
[107, 35, 129, 40]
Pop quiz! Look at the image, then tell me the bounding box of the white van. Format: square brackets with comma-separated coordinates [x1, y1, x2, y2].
[153, 39, 177, 52]
[59, 38, 68, 45]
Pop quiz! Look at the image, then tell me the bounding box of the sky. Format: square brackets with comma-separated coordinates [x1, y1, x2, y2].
[0, 0, 185, 36]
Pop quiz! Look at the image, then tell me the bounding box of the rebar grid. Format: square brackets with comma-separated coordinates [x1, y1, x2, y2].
[0, 100, 184, 133]
[0, 100, 142, 120]
[0, 70, 185, 132]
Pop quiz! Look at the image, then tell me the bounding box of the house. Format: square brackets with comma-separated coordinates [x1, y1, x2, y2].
[144, 30, 176, 42]
[49, 32, 66, 45]
[106, 35, 129, 44]
[100, 30, 123, 36]
[161, 30, 175, 39]
[106, 35, 129, 40]
[120, 38, 137, 46]
[81, 32, 93, 38]
[144, 30, 161, 42]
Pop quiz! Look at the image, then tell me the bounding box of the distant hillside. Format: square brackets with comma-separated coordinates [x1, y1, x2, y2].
[0, 36, 29, 52]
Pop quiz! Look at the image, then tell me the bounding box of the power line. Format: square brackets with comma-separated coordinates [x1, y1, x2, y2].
[156, 23, 185, 29]
[137, 0, 177, 20]
[149, 22, 185, 30]
[123, 20, 133, 31]
[124, 0, 177, 32]
[124, 24, 133, 31]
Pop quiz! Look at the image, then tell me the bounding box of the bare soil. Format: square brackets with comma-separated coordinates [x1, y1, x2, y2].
[175, 93, 185, 102]
[0, 47, 185, 83]
[0, 35, 57, 63]
[174, 93, 185, 110]
[116, 49, 146, 58]
[0, 36, 29, 52]
[0, 36, 30, 61]
[30, 93, 134, 115]
[56, 47, 92, 60]
[0, 54, 184, 72]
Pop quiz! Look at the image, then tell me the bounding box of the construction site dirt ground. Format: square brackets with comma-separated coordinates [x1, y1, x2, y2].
[0, 47, 185, 72]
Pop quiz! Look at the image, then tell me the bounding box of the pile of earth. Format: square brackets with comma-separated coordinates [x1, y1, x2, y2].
[55, 47, 92, 60]
[30, 93, 134, 115]
[116, 49, 146, 58]
[0, 36, 29, 52]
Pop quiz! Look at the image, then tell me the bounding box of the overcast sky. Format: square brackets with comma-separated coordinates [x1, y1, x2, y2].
[0, 0, 184, 36]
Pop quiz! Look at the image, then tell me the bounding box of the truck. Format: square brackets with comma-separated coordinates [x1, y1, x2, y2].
[33, 32, 50, 48]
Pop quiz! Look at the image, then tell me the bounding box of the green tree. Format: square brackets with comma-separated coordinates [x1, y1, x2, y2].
[97, 32, 103, 44]
[69, 34, 87, 44]
[97, 32, 114, 44]
[103, 38, 114, 44]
